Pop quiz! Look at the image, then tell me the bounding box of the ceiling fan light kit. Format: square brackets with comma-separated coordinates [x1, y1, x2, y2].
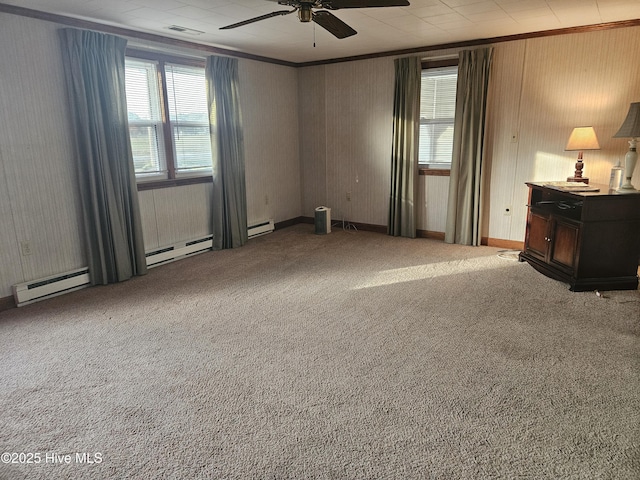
[220, 0, 410, 39]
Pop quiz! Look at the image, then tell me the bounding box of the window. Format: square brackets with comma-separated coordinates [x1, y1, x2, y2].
[125, 59, 165, 177]
[419, 63, 458, 169]
[124, 51, 214, 184]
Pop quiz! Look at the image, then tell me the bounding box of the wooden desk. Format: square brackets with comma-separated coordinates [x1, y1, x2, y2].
[519, 182, 640, 291]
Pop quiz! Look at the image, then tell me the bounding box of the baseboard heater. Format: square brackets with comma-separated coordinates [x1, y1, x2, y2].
[248, 219, 274, 239]
[13, 267, 90, 307]
[12, 227, 265, 306]
[146, 235, 213, 268]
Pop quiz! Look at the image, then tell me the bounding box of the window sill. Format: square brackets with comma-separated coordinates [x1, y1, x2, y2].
[137, 175, 212, 191]
[419, 168, 450, 177]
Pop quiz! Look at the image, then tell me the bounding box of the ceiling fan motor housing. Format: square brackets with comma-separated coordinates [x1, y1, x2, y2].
[222, 0, 410, 39]
[298, 5, 313, 22]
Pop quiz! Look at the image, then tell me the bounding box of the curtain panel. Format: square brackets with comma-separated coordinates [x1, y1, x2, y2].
[445, 47, 494, 246]
[388, 56, 421, 238]
[59, 28, 147, 285]
[206, 56, 248, 250]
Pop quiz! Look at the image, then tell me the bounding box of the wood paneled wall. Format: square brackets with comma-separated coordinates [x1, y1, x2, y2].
[139, 59, 302, 253]
[299, 66, 327, 216]
[0, 14, 85, 298]
[138, 184, 212, 251]
[501, 28, 640, 241]
[2, 9, 639, 299]
[325, 57, 395, 225]
[0, 13, 302, 297]
[241, 60, 301, 229]
[298, 47, 460, 231]
[298, 27, 640, 242]
[300, 58, 395, 226]
[417, 175, 449, 233]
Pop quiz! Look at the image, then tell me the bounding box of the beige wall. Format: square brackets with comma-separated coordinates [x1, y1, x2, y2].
[2, 10, 639, 299]
[241, 60, 301, 229]
[299, 58, 396, 226]
[298, 26, 640, 241]
[138, 59, 302, 253]
[0, 12, 302, 298]
[0, 14, 85, 299]
[491, 28, 640, 242]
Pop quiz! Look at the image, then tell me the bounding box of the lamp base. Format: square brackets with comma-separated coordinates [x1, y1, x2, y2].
[616, 139, 638, 193]
[567, 176, 589, 184]
[567, 158, 589, 183]
[616, 184, 638, 194]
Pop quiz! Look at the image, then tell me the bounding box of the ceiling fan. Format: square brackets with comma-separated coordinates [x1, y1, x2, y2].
[220, 0, 410, 39]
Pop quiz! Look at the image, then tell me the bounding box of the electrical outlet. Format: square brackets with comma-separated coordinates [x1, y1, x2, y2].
[504, 206, 512, 216]
[20, 241, 32, 256]
[346, 192, 351, 201]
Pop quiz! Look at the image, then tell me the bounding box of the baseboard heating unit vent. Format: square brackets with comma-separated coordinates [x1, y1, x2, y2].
[146, 235, 213, 268]
[13, 267, 90, 307]
[248, 219, 274, 239]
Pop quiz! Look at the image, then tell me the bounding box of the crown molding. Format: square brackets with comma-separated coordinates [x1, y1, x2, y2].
[0, 3, 297, 67]
[1, 3, 639, 68]
[298, 18, 640, 67]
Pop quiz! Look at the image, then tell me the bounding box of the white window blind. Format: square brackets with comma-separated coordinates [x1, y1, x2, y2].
[165, 64, 213, 175]
[125, 59, 166, 178]
[419, 66, 458, 167]
[124, 57, 213, 181]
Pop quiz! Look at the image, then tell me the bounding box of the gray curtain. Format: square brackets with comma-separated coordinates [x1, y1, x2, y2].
[59, 28, 147, 285]
[388, 56, 421, 238]
[206, 56, 248, 250]
[445, 47, 493, 246]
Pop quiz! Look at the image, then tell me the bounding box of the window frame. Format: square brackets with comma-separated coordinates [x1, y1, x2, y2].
[418, 58, 459, 177]
[125, 49, 213, 191]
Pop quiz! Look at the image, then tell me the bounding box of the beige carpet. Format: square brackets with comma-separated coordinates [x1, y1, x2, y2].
[1, 224, 638, 479]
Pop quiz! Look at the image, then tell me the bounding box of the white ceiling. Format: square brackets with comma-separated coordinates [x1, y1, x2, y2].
[4, 0, 640, 63]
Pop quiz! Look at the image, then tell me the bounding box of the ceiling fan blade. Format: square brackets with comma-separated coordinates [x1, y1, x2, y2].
[312, 10, 357, 39]
[220, 9, 296, 30]
[323, 0, 410, 9]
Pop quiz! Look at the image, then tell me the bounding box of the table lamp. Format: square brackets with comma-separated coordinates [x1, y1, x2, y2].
[613, 102, 640, 193]
[565, 126, 600, 184]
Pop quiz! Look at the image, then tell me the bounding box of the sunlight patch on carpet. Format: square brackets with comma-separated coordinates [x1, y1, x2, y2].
[351, 256, 507, 290]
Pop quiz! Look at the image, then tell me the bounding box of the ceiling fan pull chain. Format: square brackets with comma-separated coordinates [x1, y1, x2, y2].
[314, 22, 316, 47]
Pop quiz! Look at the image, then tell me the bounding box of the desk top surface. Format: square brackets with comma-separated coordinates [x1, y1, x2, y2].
[526, 182, 640, 198]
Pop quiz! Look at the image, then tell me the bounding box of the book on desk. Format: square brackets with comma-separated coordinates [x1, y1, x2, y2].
[542, 181, 600, 192]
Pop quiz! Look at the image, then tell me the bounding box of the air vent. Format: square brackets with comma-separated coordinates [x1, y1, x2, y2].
[167, 25, 204, 35]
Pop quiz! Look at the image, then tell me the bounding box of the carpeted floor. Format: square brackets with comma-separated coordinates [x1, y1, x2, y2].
[1, 224, 638, 479]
